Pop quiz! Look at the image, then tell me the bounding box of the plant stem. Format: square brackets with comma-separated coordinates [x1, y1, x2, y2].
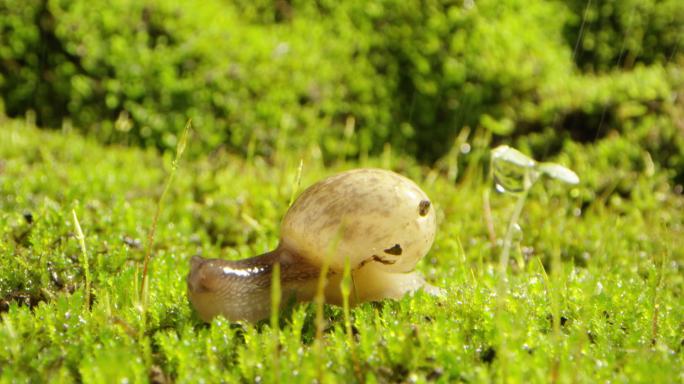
[270, 262, 281, 383]
[483, 188, 497, 247]
[314, 223, 345, 383]
[71, 209, 90, 310]
[314, 250, 332, 383]
[495, 180, 531, 383]
[550, 244, 562, 383]
[340, 255, 361, 382]
[288, 159, 304, 207]
[140, 120, 191, 308]
[498, 189, 529, 280]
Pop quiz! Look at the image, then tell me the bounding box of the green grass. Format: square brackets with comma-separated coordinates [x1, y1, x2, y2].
[0, 117, 682, 383]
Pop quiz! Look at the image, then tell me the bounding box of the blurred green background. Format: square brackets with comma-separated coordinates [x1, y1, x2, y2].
[1, 1, 683, 382]
[1, 0, 682, 177]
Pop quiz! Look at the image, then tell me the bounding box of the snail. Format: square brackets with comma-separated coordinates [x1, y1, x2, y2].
[187, 168, 438, 322]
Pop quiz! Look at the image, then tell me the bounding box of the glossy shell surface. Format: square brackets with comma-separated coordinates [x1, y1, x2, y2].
[280, 168, 436, 273]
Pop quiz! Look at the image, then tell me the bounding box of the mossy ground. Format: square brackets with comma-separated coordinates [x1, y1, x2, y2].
[0, 118, 682, 383]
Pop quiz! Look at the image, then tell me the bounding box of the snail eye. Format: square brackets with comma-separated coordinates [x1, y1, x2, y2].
[418, 200, 431, 216]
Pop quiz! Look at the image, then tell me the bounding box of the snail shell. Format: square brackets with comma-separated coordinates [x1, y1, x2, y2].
[281, 168, 436, 273]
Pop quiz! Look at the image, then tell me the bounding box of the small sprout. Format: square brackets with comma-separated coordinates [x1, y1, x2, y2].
[491, 145, 579, 193]
[491, 145, 536, 169]
[537, 162, 580, 185]
[491, 145, 537, 193]
[489, 145, 580, 259]
[490, 145, 580, 374]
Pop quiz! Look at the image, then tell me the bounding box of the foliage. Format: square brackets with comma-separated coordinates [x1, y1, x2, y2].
[0, 119, 682, 382]
[0, 0, 390, 158]
[1, 0, 682, 171]
[1, 0, 683, 381]
[559, 0, 684, 72]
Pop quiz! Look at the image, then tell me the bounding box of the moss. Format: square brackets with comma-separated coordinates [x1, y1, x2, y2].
[1, 0, 681, 173]
[0, 119, 682, 381]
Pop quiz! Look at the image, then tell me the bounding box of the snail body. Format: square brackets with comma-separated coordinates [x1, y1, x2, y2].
[187, 168, 437, 322]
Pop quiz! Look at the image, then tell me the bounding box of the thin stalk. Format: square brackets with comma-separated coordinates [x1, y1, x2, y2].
[340, 116, 356, 164]
[497, 188, 529, 281]
[495, 172, 534, 383]
[71, 209, 90, 309]
[314, 254, 333, 383]
[288, 159, 304, 208]
[381, 143, 392, 169]
[270, 262, 281, 383]
[314, 223, 345, 383]
[140, 120, 191, 307]
[550, 244, 562, 383]
[536, 250, 562, 383]
[650, 250, 666, 346]
[483, 188, 497, 247]
[340, 255, 361, 382]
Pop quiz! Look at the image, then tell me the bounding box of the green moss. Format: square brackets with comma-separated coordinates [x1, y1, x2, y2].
[0, 118, 682, 382]
[1, 0, 682, 173]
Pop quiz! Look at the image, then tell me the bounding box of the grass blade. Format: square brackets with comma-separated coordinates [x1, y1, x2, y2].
[140, 119, 191, 307]
[71, 209, 90, 310]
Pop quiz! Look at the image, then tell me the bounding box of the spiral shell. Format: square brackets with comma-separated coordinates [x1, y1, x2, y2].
[280, 168, 437, 273]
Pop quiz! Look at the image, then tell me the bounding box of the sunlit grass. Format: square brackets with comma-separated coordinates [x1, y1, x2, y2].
[0, 119, 682, 382]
